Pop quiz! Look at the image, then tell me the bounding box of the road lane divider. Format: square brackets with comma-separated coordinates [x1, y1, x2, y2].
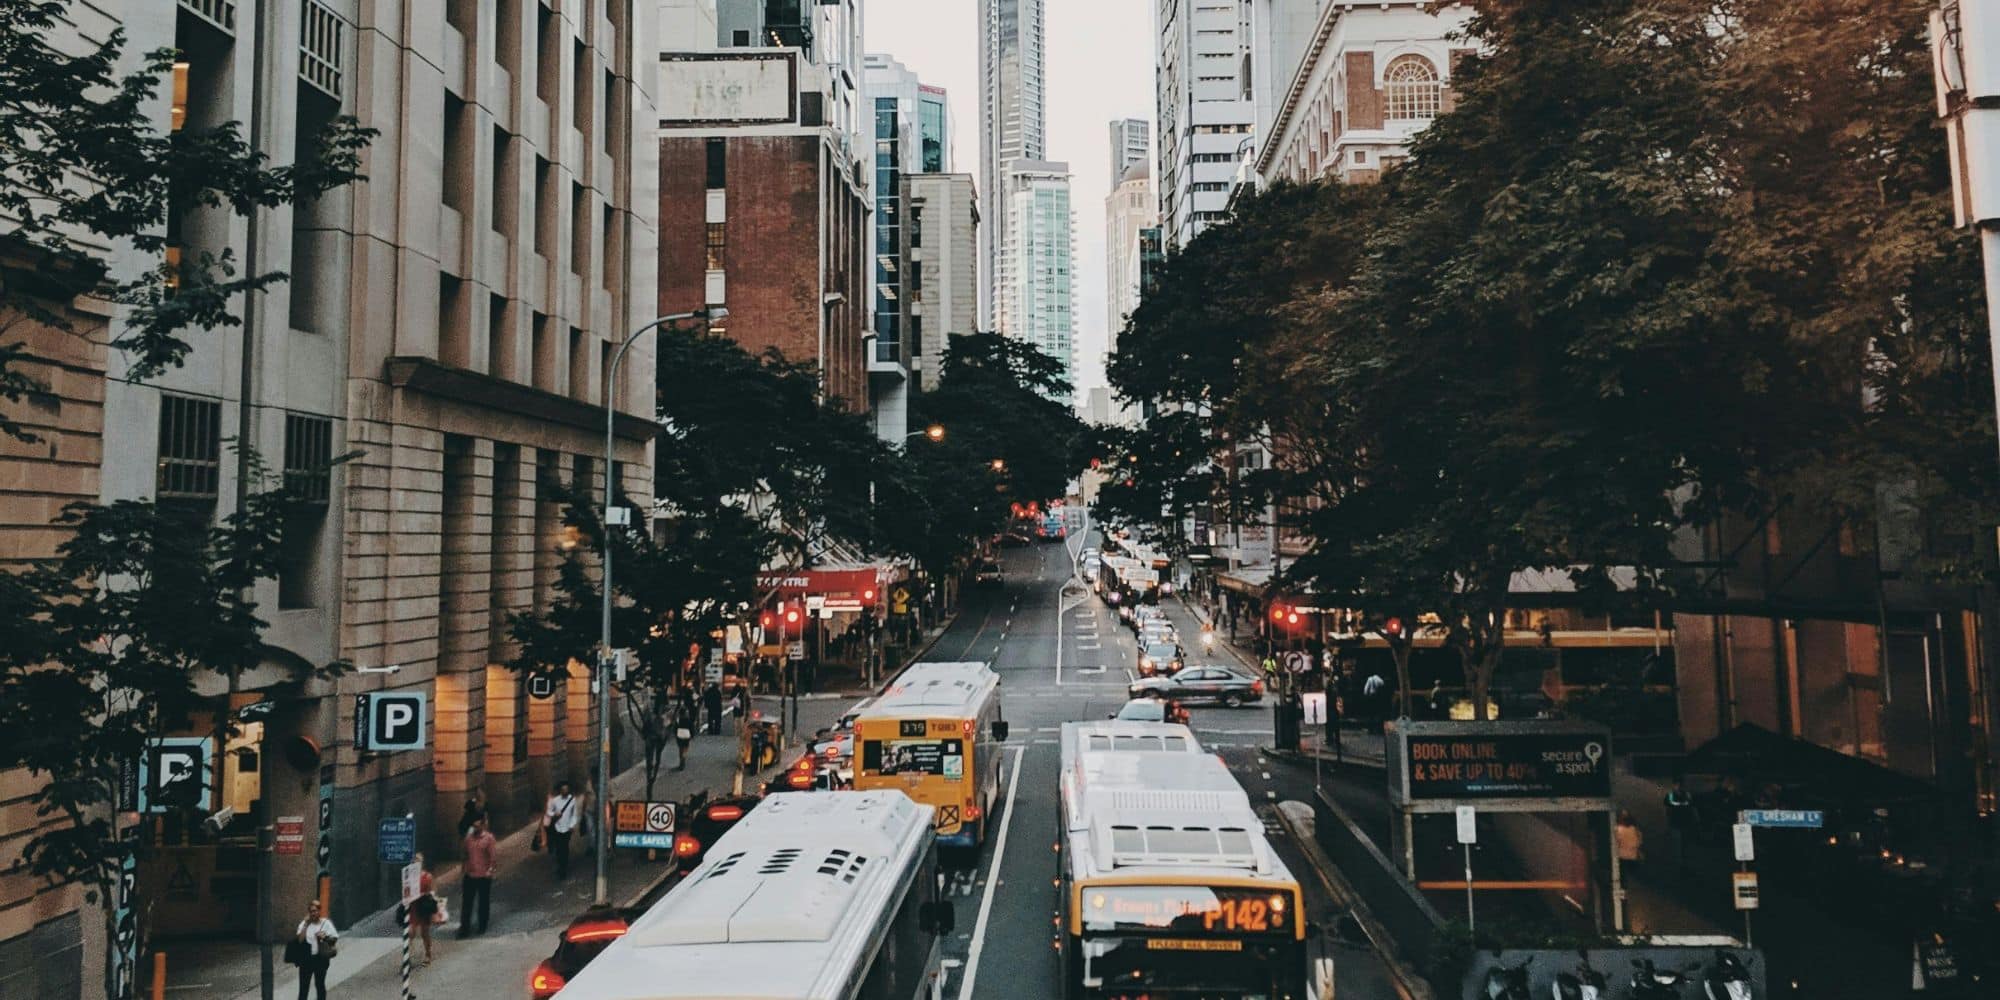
[957, 744, 1026, 1000]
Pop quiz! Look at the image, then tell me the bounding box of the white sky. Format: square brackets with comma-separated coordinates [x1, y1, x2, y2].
[863, 0, 1156, 397]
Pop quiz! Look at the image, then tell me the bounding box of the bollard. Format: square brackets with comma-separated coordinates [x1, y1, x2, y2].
[151, 951, 165, 1000]
[399, 907, 416, 1000]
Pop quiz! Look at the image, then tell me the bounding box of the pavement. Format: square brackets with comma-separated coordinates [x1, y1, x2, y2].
[144, 625, 959, 1000]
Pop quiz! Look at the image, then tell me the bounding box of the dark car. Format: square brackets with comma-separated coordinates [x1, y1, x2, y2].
[671, 793, 761, 873]
[529, 906, 636, 998]
[1129, 665, 1265, 706]
[1137, 641, 1184, 677]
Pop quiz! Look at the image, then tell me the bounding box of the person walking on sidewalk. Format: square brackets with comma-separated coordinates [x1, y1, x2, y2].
[407, 869, 439, 965]
[1664, 779, 1696, 874]
[458, 815, 496, 937]
[1616, 811, 1645, 877]
[455, 798, 484, 841]
[542, 781, 581, 879]
[703, 681, 724, 735]
[291, 899, 338, 1000]
[674, 705, 694, 771]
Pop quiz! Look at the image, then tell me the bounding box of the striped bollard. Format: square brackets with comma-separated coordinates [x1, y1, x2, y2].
[399, 907, 415, 1000]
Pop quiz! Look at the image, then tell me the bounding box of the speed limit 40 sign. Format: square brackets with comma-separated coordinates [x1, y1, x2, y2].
[613, 799, 675, 849]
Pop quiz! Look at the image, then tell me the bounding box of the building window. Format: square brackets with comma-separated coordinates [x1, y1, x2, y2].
[156, 393, 222, 507]
[705, 222, 726, 270]
[1383, 55, 1442, 121]
[278, 413, 333, 609]
[705, 138, 726, 189]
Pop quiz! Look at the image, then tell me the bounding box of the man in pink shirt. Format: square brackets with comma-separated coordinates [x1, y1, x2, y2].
[458, 814, 496, 937]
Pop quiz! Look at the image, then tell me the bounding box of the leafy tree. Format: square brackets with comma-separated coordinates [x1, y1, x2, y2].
[0, 0, 373, 438]
[0, 478, 340, 909]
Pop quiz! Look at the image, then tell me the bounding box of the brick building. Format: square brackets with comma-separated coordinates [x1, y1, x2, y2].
[655, 4, 871, 412]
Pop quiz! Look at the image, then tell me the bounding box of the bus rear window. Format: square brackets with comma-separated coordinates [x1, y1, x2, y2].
[860, 738, 965, 777]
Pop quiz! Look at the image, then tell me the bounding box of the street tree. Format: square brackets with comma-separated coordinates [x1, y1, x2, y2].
[0, 0, 372, 439]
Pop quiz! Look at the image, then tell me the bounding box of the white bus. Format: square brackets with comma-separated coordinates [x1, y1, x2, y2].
[853, 662, 1008, 848]
[1055, 751, 1312, 999]
[555, 791, 955, 1000]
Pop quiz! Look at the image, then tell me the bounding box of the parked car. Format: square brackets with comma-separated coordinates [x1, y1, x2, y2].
[1137, 641, 1184, 678]
[1129, 665, 1265, 707]
[671, 794, 762, 873]
[529, 906, 635, 998]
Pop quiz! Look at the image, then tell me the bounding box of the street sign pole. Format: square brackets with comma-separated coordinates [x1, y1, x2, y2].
[1457, 806, 1477, 935]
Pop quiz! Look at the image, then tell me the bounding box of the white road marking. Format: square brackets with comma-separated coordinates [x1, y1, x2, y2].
[959, 745, 1026, 1000]
[1124, 668, 1136, 683]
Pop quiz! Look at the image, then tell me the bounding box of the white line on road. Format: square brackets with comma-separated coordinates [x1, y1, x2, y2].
[959, 745, 1025, 1000]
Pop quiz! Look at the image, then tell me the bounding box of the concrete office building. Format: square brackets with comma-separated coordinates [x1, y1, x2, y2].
[1102, 159, 1154, 427]
[978, 0, 1046, 325]
[1252, 2, 1474, 185]
[863, 53, 940, 439]
[1108, 117, 1151, 186]
[1156, 0, 1254, 247]
[902, 173, 981, 392]
[656, 0, 872, 412]
[3, 0, 663, 994]
[998, 160, 1076, 402]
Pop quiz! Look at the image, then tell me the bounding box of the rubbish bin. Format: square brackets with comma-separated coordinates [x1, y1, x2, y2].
[1273, 698, 1301, 751]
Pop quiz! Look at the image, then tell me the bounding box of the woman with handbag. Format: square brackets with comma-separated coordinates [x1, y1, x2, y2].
[407, 869, 440, 965]
[291, 899, 338, 1000]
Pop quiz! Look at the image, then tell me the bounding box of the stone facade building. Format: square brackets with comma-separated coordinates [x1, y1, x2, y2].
[902, 173, 981, 393]
[4, 1, 661, 994]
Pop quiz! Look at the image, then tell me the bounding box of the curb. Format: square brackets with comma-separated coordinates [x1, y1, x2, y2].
[1263, 744, 1388, 772]
[1272, 802, 1435, 1000]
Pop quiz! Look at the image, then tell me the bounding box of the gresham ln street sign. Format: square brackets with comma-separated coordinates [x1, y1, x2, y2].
[1387, 721, 1612, 803]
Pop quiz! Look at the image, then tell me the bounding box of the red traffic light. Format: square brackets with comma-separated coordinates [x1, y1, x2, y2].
[784, 607, 801, 624]
[760, 611, 775, 628]
[1271, 606, 1288, 623]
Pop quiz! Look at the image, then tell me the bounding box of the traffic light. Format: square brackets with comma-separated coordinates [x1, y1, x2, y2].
[760, 610, 775, 629]
[783, 604, 801, 626]
[1383, 616, 1405, 639]
[862, 587, 877, 604]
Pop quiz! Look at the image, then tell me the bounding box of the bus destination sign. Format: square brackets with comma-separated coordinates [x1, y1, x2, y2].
[1388, 721, 1612, 803]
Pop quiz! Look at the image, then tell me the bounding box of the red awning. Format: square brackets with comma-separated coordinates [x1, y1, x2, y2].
[755, 568, 883, 599]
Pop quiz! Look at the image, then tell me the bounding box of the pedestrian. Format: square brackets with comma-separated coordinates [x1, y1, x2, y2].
[1664, 779, 1696, 873]
[458, 814, 496, 938]
[1616, 810, 1645, 877]
[291, 899, 338, 1000]
[407, 869, 439, 965]
[542, 781, 581, 880]
[1363, 671, 1387, 723]
[733, 683, 752, 725]
[1426, 681, 1447, 720]
[577, 777, 596, 857]
[678, 685, 698, 730]
[674, 707, 694, 771]
[703, 681, 724, 735]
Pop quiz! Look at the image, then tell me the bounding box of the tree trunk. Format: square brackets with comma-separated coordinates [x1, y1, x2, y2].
[1390, 638, 1414, 720]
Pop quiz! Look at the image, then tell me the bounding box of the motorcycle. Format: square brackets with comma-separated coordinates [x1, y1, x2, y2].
[1483, 958, 1533, 1000]
[1630, 958, 1698, 1000]
[1702, 950, 1752, 1000]
[1552, 953, 1607, 1000]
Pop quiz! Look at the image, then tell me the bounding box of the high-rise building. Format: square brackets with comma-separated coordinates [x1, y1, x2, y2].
[978, 0, 1046, 325]
[1104, 158, 1155, 427]
[864, 54, 933, 440]
[5, 2, 662, 987]
[1156, 0, 1253, 247]
[1108, 118, 1151, 186]
[904, 173, 982, 392]
[1250, 2, 1474, 186]
[657, 0, 873, 412]
[999, 159, 1075, 402]
[919, 85, 953, 173]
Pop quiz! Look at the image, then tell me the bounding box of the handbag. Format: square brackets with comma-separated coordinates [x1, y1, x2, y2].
[530, 827, 543, 853]
[283, 940, 309, 966]
[319, 932, 338, 960]
[433, 896, 450, 927]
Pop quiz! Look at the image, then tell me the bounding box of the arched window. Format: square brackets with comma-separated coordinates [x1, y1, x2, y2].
[1383, 55, 1442, 121]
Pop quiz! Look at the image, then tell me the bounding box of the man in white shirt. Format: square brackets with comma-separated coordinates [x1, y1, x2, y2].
[542, 781, 580, 879]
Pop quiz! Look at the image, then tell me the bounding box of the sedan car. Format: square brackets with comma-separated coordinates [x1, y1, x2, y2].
[670, 794, 761, 873]
[1137, 641, 1184, 678]
[1129, 666, 1265, 707]
[529, 907, 635, 998]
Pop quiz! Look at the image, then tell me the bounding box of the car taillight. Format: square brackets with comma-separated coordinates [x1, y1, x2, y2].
[1251, 680, 1264, 695]
[565, 920, 629, 943]
[530, 962, 566, 996]
[705, 805, 743, 821]
[787, 770, 812, 789]
[966, 803, 982, 821]
[675, 833, 700, 857]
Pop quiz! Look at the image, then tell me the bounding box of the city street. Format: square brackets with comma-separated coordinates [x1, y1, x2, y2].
[923, 539, 1398, 999]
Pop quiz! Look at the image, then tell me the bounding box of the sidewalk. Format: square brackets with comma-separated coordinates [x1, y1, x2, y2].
[152, 693, 853, 1000]
[148, 614, 961, 999]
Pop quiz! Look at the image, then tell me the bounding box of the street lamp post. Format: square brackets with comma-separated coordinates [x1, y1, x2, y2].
[595, 307, 725, 905]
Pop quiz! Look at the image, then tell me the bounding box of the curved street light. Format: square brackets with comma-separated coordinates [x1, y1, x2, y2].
[595, 305, 726, 904]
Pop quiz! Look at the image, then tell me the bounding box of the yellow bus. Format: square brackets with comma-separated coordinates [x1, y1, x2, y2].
[854, 661, 1008, 848]
[1056, 750, 1310, 999]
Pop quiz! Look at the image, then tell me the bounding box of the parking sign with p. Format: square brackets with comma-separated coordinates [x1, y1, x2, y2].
[356, 692, 428, 752]
[139, 737, 213, 813]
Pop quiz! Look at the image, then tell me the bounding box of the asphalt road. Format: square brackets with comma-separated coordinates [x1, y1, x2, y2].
[930, 537, 1398, 1000]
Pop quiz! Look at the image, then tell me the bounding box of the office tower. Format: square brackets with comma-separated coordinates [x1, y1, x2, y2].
[1108, 118, 1151, 186]
[998, 160, 1075, 403]
[1156, 0, 1253, 246]
[978, 0, 1046, 325]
